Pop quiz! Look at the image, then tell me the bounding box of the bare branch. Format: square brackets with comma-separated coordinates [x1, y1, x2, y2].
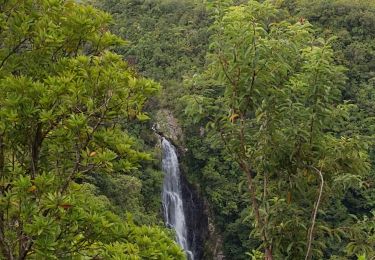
[305, 165, 324, 260]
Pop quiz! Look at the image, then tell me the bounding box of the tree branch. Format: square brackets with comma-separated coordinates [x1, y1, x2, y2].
[0, 38, 28, 70]
[305, 165, 324, 260]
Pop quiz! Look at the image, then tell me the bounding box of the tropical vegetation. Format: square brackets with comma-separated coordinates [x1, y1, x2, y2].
[0, 0, 374, 259]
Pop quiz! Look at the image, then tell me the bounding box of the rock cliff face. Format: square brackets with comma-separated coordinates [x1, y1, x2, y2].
[154, 109, 184, 145]
[180, 173, 208, 259]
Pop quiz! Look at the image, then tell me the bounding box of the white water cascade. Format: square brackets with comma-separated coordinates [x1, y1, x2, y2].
[161, 137, 194, 260]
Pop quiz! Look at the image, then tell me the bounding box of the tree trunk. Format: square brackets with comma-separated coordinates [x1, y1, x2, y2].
[0, 134, 4, 182]
[30, 124, 43, 179]
[241, 161, 273, 260]
[265, 247, 273, 260]
[237, 115, 274, 260]
[0, 217, 14, 260]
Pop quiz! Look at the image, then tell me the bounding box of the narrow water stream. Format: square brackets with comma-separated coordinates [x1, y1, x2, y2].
[161, 137, 194, 260]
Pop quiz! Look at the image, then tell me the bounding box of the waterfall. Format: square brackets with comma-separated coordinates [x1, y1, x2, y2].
[161, 137, 194, 260]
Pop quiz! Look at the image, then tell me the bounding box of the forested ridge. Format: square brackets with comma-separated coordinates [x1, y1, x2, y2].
[0, 0, 374, 259]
